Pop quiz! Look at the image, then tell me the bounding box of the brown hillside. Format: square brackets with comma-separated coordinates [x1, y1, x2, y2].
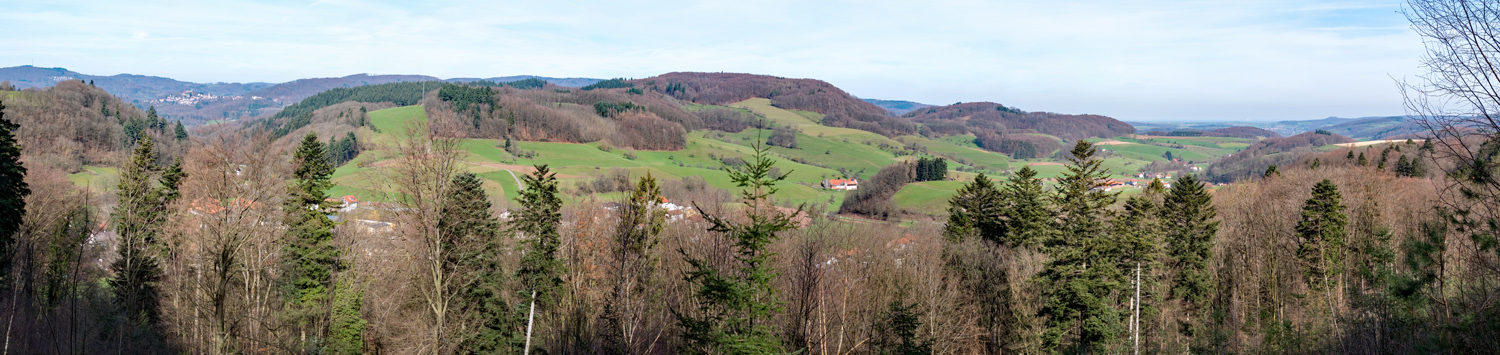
[629, 72, 916, 137]
[1, 81, 184, 171]
[902, 101, 1135, 142]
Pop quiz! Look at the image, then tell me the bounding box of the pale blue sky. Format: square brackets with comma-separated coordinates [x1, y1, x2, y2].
[1, 0, 1420, 121]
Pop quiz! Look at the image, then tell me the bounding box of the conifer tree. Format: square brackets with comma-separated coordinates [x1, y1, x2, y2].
[942, 174, 1003, 243]
[173, 120, 188, 140]
[1039, 140, 1122, 353]
[1358, 152, 1369, 166]
[283, 132, 342, 347]
[870, 296, 932, 355]
[0, 101, 28, 289]
[514, 165, 567, 354]
[1001, 166, 1051, 248]
[327, 277, 367, 355]
[676, 142, 794, 355]
[1116, 194, 1163, 354]
[442, 172, 514, 353]
[1161, 174, 1218, 343]
[109, 135, 182, 346]
[1296, 179, 1348, 316]
[601, 174, 667, 354]
[1264, 164, 1280, 178]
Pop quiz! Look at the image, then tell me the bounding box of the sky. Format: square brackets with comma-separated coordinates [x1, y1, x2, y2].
[1, 0, 1423, 121]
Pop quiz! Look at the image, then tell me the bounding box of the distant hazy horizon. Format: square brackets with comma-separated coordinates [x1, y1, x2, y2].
[3, 0, 1421, 121]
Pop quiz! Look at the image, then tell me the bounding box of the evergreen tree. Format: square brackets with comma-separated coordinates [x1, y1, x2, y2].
[1001, 166, 1051, 248]
[0, 101, 28, 289]
[1162, 174, 1219, 343]
[108, 135, 181, 345]
[1039, 140, 1123, 353]
[942, 174, 1003, 243]
[442, 173, 515, 353]
[283, 132, 342, 348]
[601, 174, 667, 355]
[1116, 194, 1163, 354]
[327, 277, 367, 355]
[1358, 152, 1369, 166]
[1264, 164, 1281, 178]
[1347, 150, 1355, 160]
[1296, 179, 1348, 312]
[173, 120, 188, 140]
[870, 297, 932, 355]
[676, 143, 794, 354]
[514, 164, 567, 354]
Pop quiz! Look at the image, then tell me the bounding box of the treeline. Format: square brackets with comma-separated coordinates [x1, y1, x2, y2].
[1143, 126, 1280, 139]
[633, 72, 917, 137]
[1204, 131, 1356, 183]
[905, 101, 1136, 142]
[260, 81, 434, 138]
[423, 85, 696, 150]
[973, 131, 1061, 159]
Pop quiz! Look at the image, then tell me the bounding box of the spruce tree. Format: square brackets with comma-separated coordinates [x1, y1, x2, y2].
[1264, 165, 1280, 178]
[514, 164, 567, 354]
[1001, 166, 1050, 248]
[1297, 179, 1348, 300]
[173, 120, 188, 140]
[870, 297, 932, 355]
[327, 277, 367, 355]
[942, 173, 1003, 243]
[443, 173, 514, 353]
[109, 135, 181, 343]
[1116, 194, 1163, 354]
[0, 101, 28, 289]
[676, 143, 794, 355]
[283, 132, 342, 347]
[601, 174, 667, 354]
[1358, 152, 1369, 166]
[1161, 174, 1218, 342]
[1039, 140, 1123, 353]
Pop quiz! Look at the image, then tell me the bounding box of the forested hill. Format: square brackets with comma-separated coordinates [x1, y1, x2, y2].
[902, 101, 1135, 141]
[1203, 130, 1356, 182]
[628, 72, 918, 136]
[0, 80, 186, 172]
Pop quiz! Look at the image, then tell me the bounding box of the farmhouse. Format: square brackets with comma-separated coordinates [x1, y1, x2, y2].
[823, 178, 858, 191]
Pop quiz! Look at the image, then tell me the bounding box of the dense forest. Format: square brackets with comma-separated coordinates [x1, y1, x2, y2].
[904, 101, 1136, 143]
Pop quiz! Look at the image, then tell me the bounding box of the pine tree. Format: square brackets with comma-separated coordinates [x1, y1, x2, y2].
[283, 132, 342, 348]
[109, 135, 181, 346]
[1039, 140, 1123, 353]
[326, 277, 367, 355]
[1001, 166, 1050, 248]
[676, 142, 794, 355]
[1264, 164, 1280, 178]
[0, 101, 28, 289]
[1358, 152, 1369, 166]
[1296, 179, 1348, 315]
[601, 174, 667, 355]
[942, 174, 1003, 243]
[443, 173, 515, 353]
[1116, 194, 1163, 354]
[1162, 174, 1219, 344]
[1347, 150, 1355, 160]
[870, 296, 932, 355]
[173, 120, 188, 140]
[514, 164, 567, 354]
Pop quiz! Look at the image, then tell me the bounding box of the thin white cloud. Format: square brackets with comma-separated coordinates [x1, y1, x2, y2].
[0, 0, 1423, 121]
